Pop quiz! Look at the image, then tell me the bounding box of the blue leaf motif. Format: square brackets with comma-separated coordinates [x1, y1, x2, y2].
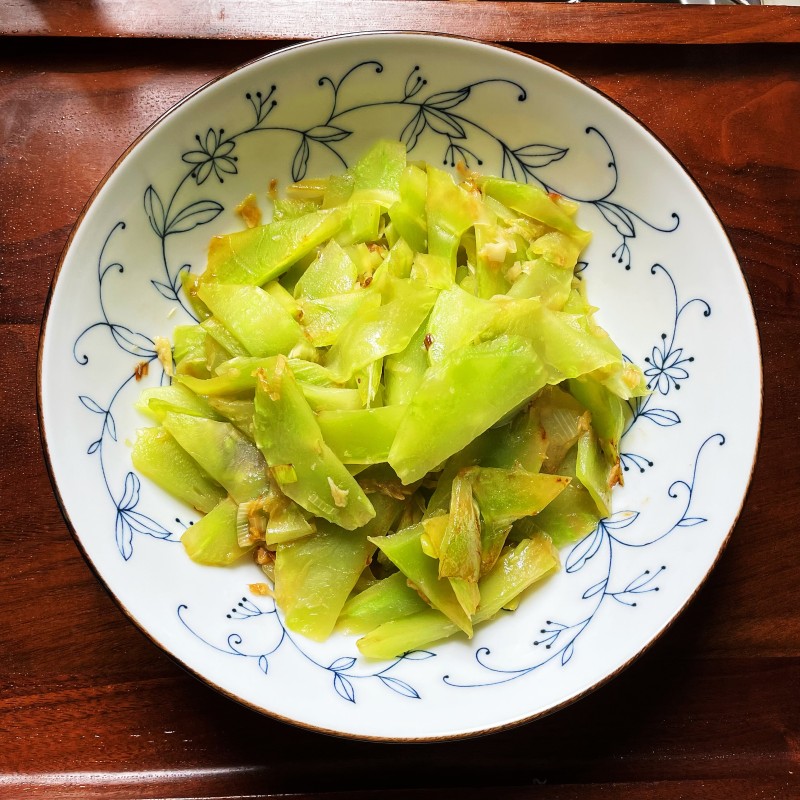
[306, 125, 351, 143]
[400, 650, 436, 661]
[378, 676, 420, 699]
[328, 656, 357, 672]
[122, 509, 172, 538]
[166, 200, 224, 235]
[603, 511, 640, 530]
[641, 408, 681, 427]
[333, 672, 356, 703]
[513, 144, 569, 169]
[425, 87, 470, 110]
[677, 516, 707, 527]
[501, 147, 522, 183]
[87, 439, 101, 455]
[119, 472, 141, 512]
[291, 137, 311, 182]
[144, 185, 166, 237]
[104, 411, 117, 442]
[115, 514, 134, 561]
[79, 395, 106, 415]
[151, 280, 178, 301]
[258, 655, 269, 675]
[400, 109, 426, 152]
[596, 200, 635, 239]
[565, 525, 604, 573]
[108, 325, 155, 358]
[582, 579, 608, 600]
[561, 642, 575, 666]
[422, 108, 466, 139]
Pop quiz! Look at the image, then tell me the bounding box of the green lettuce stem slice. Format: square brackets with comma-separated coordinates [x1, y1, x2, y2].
[438, 471, 481, 583]
[273, 493, 400, 641]
[253, 356, 375, 530]
[132, 427, 226, 514]
[182, 497, 255, 566]
[316, 405, 407, 465]
[480, 177, 591, 247]
[197, 283, 303, 358]
[358, 534, 558, 659]
[202, 208, 347, 286]
[336, 570, 429, 635]
[388, 334, 548, 484]
[369, 523, 473, 636]
[324, 278, 438, 382]
[161, 411, 269, 504]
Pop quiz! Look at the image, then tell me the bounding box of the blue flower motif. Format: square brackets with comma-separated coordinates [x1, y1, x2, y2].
[644, 334, 694, 395]
[182, 128, 238, 185]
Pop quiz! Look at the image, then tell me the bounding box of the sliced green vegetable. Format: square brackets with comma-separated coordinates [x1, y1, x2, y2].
[299, 292, 380, 348]
[427, 166, 485, 268]
[369, 524, 473, 636]
[203, 208, 347, 286]
[325, 279, 437, 381]
[383, 312, 430, 406]
[294, 239, 357, 299]
[201, 316, 248, 359]
[317, 405, 407, 464]
[181, 497, 255, 566]
[336, 571, 429, 635]
[388, 335, 548, 484]
[357, 609, 458, 659]
[197, 283, 302, 357]
[274, 493, 399, 640]
[132, 427, 225, 514]
[253, 357, 375, 529]
[577, 427, 614, 517]
[481, 177, 591, 247]
[161, 411, 269, 503]
[135, 383, 222, 423]
[438, 471, 480, 582]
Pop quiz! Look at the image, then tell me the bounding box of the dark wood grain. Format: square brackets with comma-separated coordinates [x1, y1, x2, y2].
[1, 26, 799, 800]
[2, 0, 800, 45]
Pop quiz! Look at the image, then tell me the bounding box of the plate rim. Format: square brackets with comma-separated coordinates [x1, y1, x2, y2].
[36, 30, 764, 742]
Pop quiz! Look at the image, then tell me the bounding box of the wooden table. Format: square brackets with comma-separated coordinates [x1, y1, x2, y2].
[2, 2, 799, 798]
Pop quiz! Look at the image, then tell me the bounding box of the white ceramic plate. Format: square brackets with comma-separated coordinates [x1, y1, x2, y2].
[39, 33, 761, 740]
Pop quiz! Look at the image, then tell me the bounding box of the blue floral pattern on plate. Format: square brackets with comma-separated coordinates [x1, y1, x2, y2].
[44, 35, 758, 737]
[73, 59, 710, 692]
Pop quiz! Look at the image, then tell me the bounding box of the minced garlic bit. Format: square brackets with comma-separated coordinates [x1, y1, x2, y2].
[478, 235, 517, 264]
[153, 336, 174, 377]
[255, 545, 273, 566]
[622, 363, 644, 390]
[504, 261, 525, 284]
[248, 582, 274, 597]
[236, 193, 262, 229]
[328, 477, 349, 508]
[133, 361, 149, 381]
[455, 161, 481, 194]
[608, 462, 624, 489]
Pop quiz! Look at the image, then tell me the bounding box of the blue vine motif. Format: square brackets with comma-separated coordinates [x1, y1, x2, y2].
[72, 222, 179, 560]
[177, 597, 434, 703]
[443, 433, 726, 689]
[140, 60, 680, 314]
[73, 51, 708, 703]
[620, 263, 712, 475]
